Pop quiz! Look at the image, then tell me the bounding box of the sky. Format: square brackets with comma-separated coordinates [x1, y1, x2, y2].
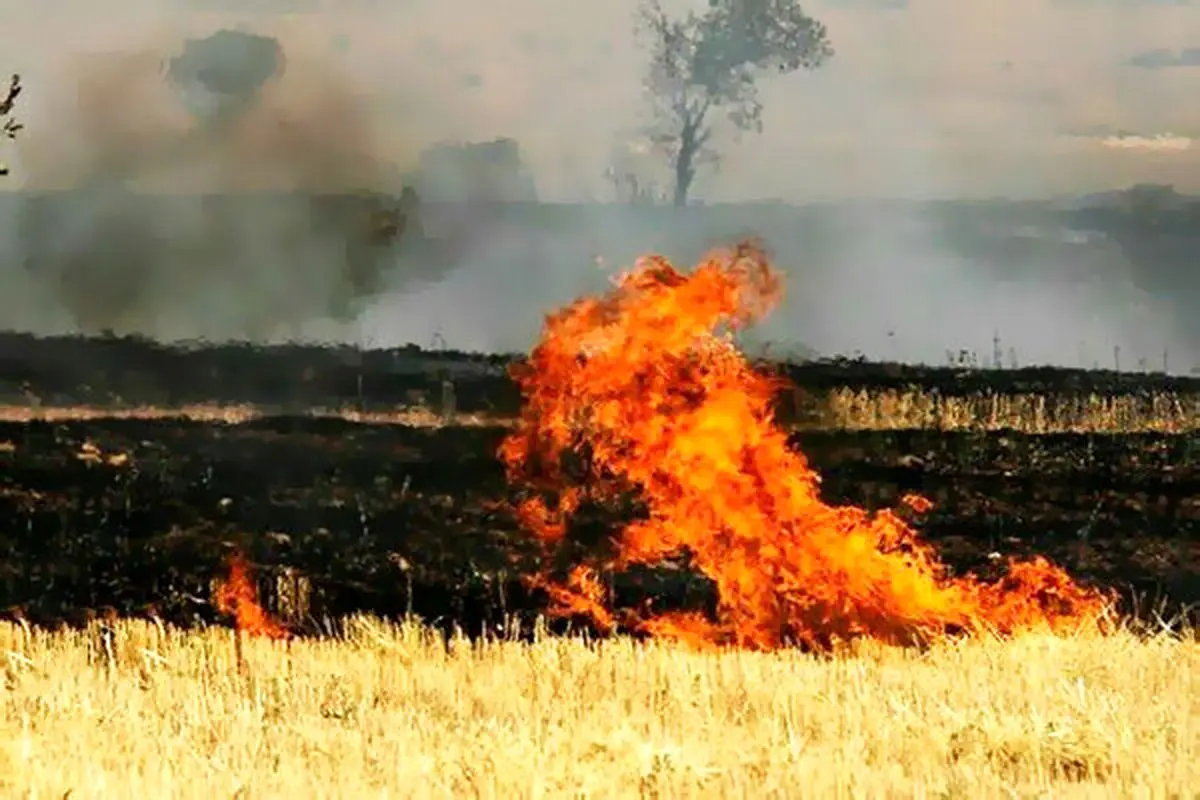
[2, 0, 1200, 201]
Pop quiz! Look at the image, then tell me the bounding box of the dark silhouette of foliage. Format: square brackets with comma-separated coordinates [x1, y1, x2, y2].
[1, 74, 22, 176]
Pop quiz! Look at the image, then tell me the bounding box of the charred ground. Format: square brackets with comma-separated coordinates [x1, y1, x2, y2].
[0, 333, 1195, 635]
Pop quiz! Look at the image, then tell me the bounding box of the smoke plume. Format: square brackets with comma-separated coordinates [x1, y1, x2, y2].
[0, 25, 455, 342]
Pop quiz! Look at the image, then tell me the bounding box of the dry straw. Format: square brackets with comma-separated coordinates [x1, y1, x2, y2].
[816, 388, 1200, 433]
[0, 616, 1194, 797]
[4, 387, 1198, 434]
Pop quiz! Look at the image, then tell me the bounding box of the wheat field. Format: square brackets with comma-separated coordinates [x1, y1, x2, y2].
[0, 616, 1194, 799]
[817, 388, 1200, 433]
[5, 386, 1200, 434]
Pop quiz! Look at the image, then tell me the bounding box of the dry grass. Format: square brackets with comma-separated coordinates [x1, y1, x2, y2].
[0, 403, 506, 428]
[3, 388, 1200, 434]
[818, 388, 1200, 433]
[0, 617, 1194, 798]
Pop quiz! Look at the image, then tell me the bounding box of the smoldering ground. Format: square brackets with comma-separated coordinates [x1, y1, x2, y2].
[0, 26, 465, 342]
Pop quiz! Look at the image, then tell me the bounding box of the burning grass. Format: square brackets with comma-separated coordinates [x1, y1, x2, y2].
[0, 241, 1190, 794]
[0, 616, 1194, 797]
[501, 242, 1112, 649]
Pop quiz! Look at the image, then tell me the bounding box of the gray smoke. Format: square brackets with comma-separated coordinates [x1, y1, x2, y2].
[0, 27, 462, 342]
[2, 3, 1195, 374]
[167, 29, 283, 127]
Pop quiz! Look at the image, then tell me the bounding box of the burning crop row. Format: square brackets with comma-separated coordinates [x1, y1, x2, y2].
[217, 241, 1113, 651]
[498, 241, 1113, 650]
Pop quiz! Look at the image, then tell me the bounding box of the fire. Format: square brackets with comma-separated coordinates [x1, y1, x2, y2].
[215, 553, 289, 640]
[500, 241, 1114, 650]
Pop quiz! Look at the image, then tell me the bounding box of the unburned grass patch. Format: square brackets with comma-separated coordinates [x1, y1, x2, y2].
[0, 617, 1193, 797]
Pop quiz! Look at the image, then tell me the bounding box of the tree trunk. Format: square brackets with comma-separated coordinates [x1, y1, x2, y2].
[673, 130, 698, 208]
[676, 146, 696, 208]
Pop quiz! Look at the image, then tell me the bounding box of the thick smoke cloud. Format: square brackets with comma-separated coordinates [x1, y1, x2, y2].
[0, 0, 1197, 373]
[337, 200, 1194, 372]
[0, 25, 458, 342]
[316, 0, 1200, 372]
[167, 29, 283, 123]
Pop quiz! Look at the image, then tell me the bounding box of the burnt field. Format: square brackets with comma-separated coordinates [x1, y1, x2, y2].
[0, 411, 1196, 632]
[4, 331, 1200, 415]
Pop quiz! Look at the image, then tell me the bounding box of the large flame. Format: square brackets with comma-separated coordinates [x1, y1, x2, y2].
[215, 553, 289, 639]
[500, 242, 1113, 650]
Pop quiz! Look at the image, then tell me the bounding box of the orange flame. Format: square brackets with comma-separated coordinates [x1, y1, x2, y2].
[500, 242, 1114, 650]
[215, 553, 289, 639]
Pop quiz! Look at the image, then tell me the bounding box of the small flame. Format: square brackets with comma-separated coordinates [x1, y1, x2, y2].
[530, 565, 616, 633]
[501, 241, 1114, 650]
[215, 553, 289, 639]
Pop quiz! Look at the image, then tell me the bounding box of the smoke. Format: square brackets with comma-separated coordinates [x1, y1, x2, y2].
[167, 29, 283, 130]
[1, 1, 1196, 373]
[0, 24, 461, 342]
[762, 205, 1190, 371]
[338, 197, 1194, 372]
[325, 0, 1200, 373]
[336, 46, 1197, 373]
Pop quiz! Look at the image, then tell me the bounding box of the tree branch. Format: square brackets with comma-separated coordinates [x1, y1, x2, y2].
[0, 74, 22, 176]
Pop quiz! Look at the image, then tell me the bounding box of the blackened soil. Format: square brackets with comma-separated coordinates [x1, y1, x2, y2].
[0, 419, 1195, 634]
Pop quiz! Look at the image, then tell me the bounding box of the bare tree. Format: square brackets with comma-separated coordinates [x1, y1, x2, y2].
[637, 0, 833, 206]
[0, 74, 22, 176]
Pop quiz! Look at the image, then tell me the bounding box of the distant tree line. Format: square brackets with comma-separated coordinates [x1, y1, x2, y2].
[1068, 184, 1200, 236]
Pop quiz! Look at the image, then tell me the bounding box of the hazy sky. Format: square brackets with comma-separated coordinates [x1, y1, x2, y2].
[3, 0, 1200, 201]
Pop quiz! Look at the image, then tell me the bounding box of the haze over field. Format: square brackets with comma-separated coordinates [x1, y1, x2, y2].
[0, 0, 1198, 369]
